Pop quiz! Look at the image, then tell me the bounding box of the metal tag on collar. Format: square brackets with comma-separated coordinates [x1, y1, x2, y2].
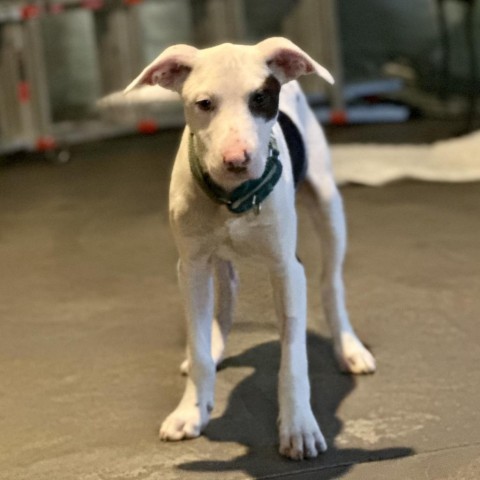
[269, 137, 279, 157]
[252, 195, 262, 215]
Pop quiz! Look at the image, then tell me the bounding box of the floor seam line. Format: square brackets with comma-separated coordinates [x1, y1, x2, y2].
[252, 442, 480, 480]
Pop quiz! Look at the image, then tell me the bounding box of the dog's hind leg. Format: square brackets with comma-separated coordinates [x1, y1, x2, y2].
[180, 257, 237, 374]
[212, 257, 238, 366]
[304, 169, 376, 374]
[302, 118, 375, 374]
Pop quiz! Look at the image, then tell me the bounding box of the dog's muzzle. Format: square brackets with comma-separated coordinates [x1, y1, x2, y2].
[188, 134, 283, 215]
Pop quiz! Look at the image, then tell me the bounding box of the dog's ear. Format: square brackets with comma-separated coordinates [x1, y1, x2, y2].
[256, 37, 334, 85]
[124, 44, 198, 94]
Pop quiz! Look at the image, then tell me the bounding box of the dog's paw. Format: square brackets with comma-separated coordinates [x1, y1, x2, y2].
[159, 404, 211, 441]
[179, 359, 189, 376]
[336, 332, 376, 374]
[278, 411, 327, 460]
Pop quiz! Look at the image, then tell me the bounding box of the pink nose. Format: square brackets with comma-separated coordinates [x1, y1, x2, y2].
[222, 149, 251, 168]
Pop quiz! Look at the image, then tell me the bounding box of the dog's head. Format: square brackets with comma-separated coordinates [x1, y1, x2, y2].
[125, 37, 333, 190]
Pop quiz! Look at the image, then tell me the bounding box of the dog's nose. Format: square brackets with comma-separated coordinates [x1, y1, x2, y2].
[222, 150, 251, 169]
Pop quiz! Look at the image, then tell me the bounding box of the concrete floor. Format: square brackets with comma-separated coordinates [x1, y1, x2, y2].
[1, 131, 480, 479]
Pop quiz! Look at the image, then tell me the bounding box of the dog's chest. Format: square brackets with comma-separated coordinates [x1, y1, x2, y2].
[212, 213, 276, 260]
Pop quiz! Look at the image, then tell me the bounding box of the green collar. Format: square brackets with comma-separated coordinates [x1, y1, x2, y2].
[188, 134, 283, 215]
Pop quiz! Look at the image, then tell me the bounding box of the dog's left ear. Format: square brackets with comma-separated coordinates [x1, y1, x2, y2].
[124, 44, 198, 94]
[257, 37, 334, 85]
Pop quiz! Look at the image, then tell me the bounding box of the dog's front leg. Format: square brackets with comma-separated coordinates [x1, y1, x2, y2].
[160, 258, 215, 441]
[180, 257, 237, 375]
[270, 259, 327, 460]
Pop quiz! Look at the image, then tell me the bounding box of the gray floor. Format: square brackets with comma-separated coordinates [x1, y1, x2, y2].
[1, 132, 480, 479]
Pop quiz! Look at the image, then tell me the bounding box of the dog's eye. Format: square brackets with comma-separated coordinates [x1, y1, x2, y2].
[251, 92, 266, 106]
[195, 99, 214, 112]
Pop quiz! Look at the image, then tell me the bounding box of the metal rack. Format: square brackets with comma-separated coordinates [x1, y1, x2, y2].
[0, 0, 352, 159]
[0, 0, 153, 159]
[98, 0, 345, 133]
[0, 1, 51, 155]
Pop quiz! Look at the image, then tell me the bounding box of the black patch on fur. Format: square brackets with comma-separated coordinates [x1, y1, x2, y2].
[248, 75, 281, 120]
[278, 111, 307, 188]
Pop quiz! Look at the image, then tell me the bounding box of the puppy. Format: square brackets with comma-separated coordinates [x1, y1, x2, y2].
[125, 37, 376, 460]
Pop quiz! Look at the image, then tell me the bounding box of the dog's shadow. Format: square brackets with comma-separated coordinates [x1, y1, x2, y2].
[178, 332, 413, 478]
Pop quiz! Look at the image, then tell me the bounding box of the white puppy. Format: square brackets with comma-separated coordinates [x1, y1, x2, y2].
[125, 37, 376, 460]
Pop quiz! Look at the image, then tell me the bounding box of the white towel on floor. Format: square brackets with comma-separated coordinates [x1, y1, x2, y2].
[332, 130, 480, 186]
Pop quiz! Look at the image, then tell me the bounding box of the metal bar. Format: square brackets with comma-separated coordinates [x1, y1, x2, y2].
[436, 0, 451, 100]
[93, 2, 144, 95]
[282, 0, 345, 118]
[198, 0, 246, 45]
[464, 0, 477, 131]
[24, 15, 53, 137]
[5, 23, 36, 142]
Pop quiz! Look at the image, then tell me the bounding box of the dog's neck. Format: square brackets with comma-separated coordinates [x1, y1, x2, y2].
[188, 133, 282, 215]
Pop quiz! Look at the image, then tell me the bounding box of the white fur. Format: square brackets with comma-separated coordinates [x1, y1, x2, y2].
[126, 38, 375, 460]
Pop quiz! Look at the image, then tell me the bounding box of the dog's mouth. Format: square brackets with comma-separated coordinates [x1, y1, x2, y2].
[226, 164, 249, 174]
[208, 158, 263, 187]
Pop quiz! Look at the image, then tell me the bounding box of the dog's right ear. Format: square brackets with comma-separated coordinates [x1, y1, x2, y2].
[257, 37, 334, 85]
[124, 44, 198, 94]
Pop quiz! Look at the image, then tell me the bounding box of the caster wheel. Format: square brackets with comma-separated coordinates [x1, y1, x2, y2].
[44, 149, 71, 164]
